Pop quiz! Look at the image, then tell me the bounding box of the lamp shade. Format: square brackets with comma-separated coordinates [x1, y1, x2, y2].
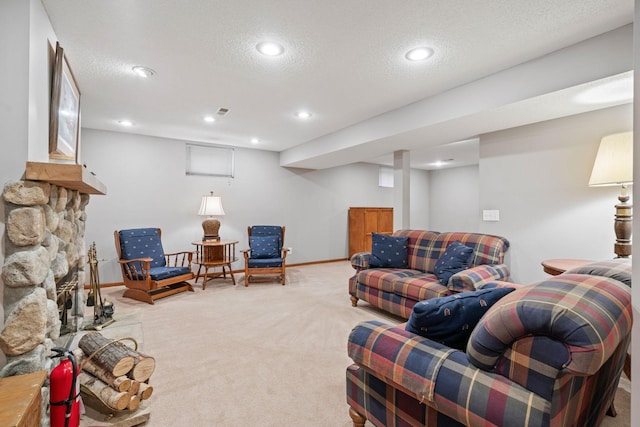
[198, 193, 225, 216]
[589, 132, 633, 187]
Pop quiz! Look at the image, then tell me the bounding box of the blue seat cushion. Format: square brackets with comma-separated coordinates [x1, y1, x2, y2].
[147, 266, 191, 281]
[118, 228, 166, 267]
[369, 233, 408, 268]
[248, 258, 283, 268]
[405, 287, 515, 350]
[434, 240, 474, 285]
[249, 235, 281, 259]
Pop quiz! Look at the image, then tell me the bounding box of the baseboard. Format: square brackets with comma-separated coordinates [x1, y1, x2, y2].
[87, 258, 349, 289]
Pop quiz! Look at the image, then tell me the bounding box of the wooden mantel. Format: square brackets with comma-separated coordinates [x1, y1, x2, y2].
[25, 162, 107, 195]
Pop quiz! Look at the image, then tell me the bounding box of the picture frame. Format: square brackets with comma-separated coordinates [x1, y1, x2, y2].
[49, 42, 81, 162]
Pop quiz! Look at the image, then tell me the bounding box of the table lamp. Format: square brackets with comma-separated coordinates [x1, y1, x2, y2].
[588, 131, 633, 258]
[198, 192, 225, 241]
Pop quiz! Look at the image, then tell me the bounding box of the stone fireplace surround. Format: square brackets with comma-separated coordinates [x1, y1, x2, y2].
[0, 179, 90, 424]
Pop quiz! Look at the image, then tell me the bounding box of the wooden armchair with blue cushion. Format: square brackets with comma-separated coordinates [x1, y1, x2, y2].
[114, 228, 194, 304]
[347, 260, 632, 427]
[242, 225, 287, 286]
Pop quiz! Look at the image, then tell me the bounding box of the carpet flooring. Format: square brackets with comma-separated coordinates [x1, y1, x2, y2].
[85, 261, 630, 427]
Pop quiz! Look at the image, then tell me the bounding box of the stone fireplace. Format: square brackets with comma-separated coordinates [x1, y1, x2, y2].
[0, 179, 90, 377]
[0, 162, 105, 425]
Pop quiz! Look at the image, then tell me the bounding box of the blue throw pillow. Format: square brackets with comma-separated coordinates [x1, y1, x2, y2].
[434, 241, 474, 285]
[405, 287, 515, 350]
[369, 233, 408, 268]
[249, 235, 280, 259]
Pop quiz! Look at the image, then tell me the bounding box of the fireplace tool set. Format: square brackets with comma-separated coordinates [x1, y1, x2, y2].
[84, 242, 115, 330]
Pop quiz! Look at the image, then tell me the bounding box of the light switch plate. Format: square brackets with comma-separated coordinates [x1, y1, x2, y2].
[482, 210, 500, 221]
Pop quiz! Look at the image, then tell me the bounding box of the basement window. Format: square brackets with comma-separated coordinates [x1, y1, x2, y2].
[378, 166, 394, 188]
[186, 143, 235, 178]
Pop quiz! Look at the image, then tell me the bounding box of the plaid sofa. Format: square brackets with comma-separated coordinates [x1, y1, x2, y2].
[346, 260, 632, 427]
[349, 230, 510, 319]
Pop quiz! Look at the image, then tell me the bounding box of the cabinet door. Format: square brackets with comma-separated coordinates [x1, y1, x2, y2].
[378, 208, 393, 234]
[348, 208, 365, 257]
[348, 207, 393, 257]
[363, 209, 380, 254]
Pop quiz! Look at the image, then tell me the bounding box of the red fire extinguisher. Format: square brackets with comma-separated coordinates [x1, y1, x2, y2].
[50, 347, 80, 427]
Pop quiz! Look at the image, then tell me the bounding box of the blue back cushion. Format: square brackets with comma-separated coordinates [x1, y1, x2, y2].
[251, 225, 283, 238]
[434, 240, 474, 285]
[406, 287, 515, 350]
[369, 233, 408, 268]
[249, 235, 280, 259]
[118, 228, 166, 267]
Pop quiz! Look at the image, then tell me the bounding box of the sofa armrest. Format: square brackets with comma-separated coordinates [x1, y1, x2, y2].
[448, 263, 510, 292]
[348, 320, 549, 426]
[467, 273, 632, 376]
[350, 252, 371, 271]
[348, 320, 454, 401]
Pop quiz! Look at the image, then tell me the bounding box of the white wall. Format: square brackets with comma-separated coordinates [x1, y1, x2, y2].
[81, 129, 400, 283]
[428, 165, 479, 232]
[0, 0, 58, 370]
[479, 104, 633, 283]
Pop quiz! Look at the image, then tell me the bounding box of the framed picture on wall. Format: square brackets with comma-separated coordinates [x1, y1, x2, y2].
[49, 41, 81, 162]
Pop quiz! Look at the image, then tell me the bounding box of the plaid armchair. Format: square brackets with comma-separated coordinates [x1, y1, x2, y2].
[346, 260, 632, 427]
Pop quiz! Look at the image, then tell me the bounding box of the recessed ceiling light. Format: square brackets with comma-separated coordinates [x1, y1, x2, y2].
[118, 119, 133, 127]
[295, 111, 312, 119]
[256, 41, 284, 56]
[132, 66, 155, 78]
[250, 138, 260, 144]
[203, 116, 215, 123]
[405, 47, 434, 61]
[430, 158, 453, 167]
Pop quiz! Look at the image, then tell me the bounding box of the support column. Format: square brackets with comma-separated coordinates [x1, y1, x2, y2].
[393, 150, 410, 229]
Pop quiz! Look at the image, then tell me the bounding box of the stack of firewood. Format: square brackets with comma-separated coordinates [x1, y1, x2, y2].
[73, 331, 155, 412]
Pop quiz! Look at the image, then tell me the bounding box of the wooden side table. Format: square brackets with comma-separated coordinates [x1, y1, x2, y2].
[192, 240, 238, 289]
[0, 370, 47, 427]
[541, 258, 593, 276]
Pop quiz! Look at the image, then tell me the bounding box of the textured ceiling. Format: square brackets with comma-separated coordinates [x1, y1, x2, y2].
[41, 0, 633, 169]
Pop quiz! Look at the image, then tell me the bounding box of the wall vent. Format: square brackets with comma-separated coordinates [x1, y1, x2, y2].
[216, 108, 230, 116]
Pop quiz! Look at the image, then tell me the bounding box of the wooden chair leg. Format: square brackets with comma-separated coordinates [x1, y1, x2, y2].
[350, 295, 359, 307]
[349, 407, 366, 427]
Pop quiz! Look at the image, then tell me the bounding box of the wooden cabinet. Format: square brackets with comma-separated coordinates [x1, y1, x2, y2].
[348, 207, 393, 257]
[0, 370, 47, 427]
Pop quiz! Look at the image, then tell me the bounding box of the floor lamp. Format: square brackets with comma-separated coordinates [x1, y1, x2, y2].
[589, 132, 633, 258]
[198, 192, 225, 241]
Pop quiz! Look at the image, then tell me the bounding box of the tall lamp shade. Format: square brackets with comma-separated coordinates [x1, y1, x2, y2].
[589, 131, 633, 258]
[198, 192, 225, 241]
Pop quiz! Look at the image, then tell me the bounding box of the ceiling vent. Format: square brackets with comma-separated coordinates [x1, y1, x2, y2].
[216, 108, 230, 116]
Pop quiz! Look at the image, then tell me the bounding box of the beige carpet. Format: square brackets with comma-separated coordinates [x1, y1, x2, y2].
[84, 261, 630, 427]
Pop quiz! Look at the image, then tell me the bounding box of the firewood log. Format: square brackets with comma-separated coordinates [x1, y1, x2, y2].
[79, 372, 130, 411]
[137, 382, 153, 400]
[73, 348, 132, 392]
[127, 394, 141, 411]
[78, 332, 135, 377]
[128, 380, 140, 395]
[122, 350, 156, 382]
